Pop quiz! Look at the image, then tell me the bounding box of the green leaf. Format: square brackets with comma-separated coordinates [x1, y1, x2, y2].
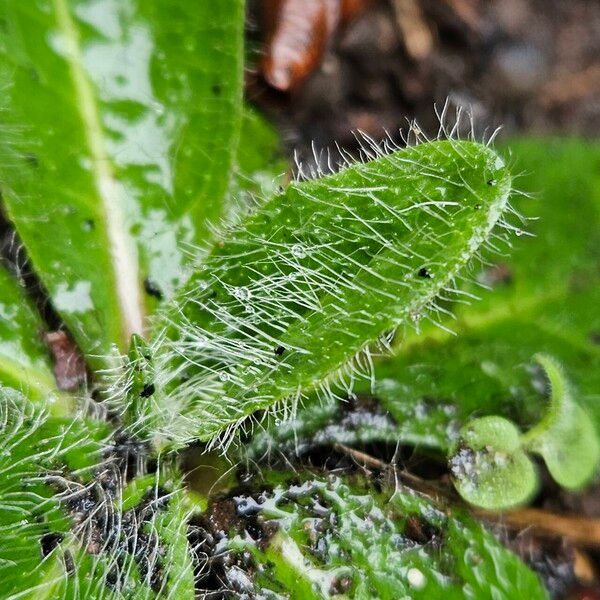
[446, 353, 597, 508]
[0, 386, 195, 599]
[449, 416, 538, 510]
[245, 386, 465, 461]
[0, 387, 107, 598]
[390, 140, 600, 425]
[0, 0, 244, 363]
[134, 139, 512, 445]
[522, 354, 600, 489]
[0, 266, 63, 404]
[443, 512, 548, 600]
[205, 472, 547, 598]
[33, 477, 196, 600]
[244, 393, 397, 459]
[38, 491, 195, 600]
[311, 138, 600, 453]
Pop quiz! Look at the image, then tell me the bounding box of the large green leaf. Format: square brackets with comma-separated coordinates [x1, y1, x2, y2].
[201, 471, 547, 598]
[372, 139, 600, 437]
[251, 139, 600, 456]
[0, 0, 244, 363]
[122, 139, 512, 446]
[0, 265, 63, 404]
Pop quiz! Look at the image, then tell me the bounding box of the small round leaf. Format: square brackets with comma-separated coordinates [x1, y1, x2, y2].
[449, 416, 538, 510]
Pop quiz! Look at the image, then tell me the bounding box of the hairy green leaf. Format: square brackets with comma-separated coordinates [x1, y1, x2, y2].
[205, 472, 546, 599]
[0, 387, 106, 597]
[0, 0, 244, 363]
[449, 416, 538, 510]
[0, 387, 195, 598]
[125, 139, 511, 446]
[522, 354, 600, 489]
[377, 139, 600, 435]
[33, 482, 195, 599]
[268, 139, 599, 455]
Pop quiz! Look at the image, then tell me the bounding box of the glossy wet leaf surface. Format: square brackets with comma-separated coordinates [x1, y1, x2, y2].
[0, 0, 244, 363]
[135, 139, 511, 445]
[0, 265, 59, 403]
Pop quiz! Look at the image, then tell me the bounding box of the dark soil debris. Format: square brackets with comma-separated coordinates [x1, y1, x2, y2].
[248, 0, 600, 166]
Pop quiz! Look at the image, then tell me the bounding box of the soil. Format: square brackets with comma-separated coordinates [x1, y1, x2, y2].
[248, 0, 600, 165]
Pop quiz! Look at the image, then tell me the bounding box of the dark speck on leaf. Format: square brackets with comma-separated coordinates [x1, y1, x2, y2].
[275, 345, 286, 356]
[143, 277, 163, 301]
[140, 383, 155, 398]
[24, 153, 39, 168]
[590, 331, 600, 345]
[40, 532, 63, 557]
[212, 83, 222, 95]
[417, 267, 432, 278]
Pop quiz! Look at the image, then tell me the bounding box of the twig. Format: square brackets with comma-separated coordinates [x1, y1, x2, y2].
[333, 442, 387, 470]
[476, 507, 600, 548]
[333, 442, 449, 501]
[333, 442, 600, 547]
[573, 548, 597, 582]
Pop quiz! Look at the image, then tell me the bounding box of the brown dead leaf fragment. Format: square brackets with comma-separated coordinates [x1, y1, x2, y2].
[440, 0, 483, 34]
[392, 0, 433, 61]
[43, 330, 86, 391]
[261, 0, 372, 91]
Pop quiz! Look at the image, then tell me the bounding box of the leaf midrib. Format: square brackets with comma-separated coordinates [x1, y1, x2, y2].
[53, 0, 143, 347]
